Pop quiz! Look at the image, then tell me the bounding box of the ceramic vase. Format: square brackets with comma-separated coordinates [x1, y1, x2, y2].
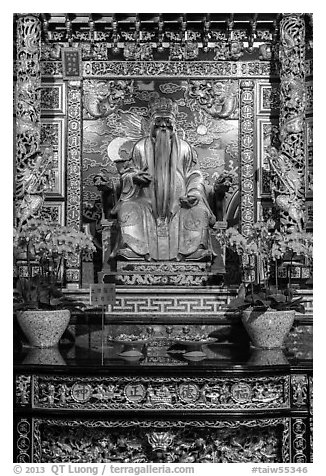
[241, 309, 295, 349]
[17, 309, 71, 348]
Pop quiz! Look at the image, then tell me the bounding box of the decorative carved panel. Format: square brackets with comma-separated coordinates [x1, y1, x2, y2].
[16, 375, 31, 406]
[31, 374, 290, 411]
[305, 81, 313, 114]
[257, 82, 280, 115]
[291, 418, 308, 463]
[66, 81, 82, 285]
[257, 117, 281, 199]
[41, 82, 66, 115]
[291, 375, 308, 408]
[16, 418, 32, 463]
[40, 201, 65, 225]
[239, 80, 255, 237]
[40, 118, 65, 198]
[29, 418, 289, 463]
[37, 59, 312, 79]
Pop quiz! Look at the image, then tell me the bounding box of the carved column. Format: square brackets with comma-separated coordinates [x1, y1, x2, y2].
[15, 14, 42, 214]
[239, 80, 255, 237]
[66, 81, 82, 287]
[239, 80, 255, 281]
[278, 14, 306, 229]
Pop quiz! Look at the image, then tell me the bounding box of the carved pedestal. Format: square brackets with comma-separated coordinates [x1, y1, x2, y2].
[99, 261, 218, 286]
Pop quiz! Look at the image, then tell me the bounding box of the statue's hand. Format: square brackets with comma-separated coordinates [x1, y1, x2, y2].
[179, 195, 199, 208]
[94, 174, 108, 189]
[133, 169, 152, 186]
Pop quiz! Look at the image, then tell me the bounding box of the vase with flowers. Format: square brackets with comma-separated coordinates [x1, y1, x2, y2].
[14, 218, 96, 348]
[216, 220, 313, 349]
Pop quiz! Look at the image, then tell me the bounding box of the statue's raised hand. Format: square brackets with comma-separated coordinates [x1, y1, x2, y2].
[179, 194, 199, 208]
[133, 167, 152, 187]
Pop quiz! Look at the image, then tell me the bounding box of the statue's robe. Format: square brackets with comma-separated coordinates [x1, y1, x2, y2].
[112, 135, 216, 261]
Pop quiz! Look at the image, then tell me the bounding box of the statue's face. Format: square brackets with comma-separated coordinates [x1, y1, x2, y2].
[152, 115, 174, 136]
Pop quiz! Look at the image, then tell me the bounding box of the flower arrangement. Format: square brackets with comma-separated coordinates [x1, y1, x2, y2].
[216, 220, 313, 313]
[14, 218, 96, 310]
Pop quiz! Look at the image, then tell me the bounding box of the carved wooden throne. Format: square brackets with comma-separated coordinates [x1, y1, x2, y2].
[97, 181, 228, 287]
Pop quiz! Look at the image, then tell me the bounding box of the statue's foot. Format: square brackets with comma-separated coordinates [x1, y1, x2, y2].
[117, 247, 152, 261]
[116, 248, 141, 260]
[185, 249, 212, 262]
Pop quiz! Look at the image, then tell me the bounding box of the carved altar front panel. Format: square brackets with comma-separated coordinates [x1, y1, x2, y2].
[18, 417, 289, 463]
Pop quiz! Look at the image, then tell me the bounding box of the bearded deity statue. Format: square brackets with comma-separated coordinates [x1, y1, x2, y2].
[110, 97, 216, 262]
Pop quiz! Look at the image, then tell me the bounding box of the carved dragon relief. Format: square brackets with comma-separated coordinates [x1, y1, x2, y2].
[275, 14, 306, 232]
[83, 79, 134, 118]
[266, 146, 305, 232]
[15, 147, 55, 228]
[185, 80, 238, 119]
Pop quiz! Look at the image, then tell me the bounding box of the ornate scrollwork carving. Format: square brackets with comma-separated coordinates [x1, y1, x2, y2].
[123, 43, 153, 61]
[169, 43, 199, 61]
[214, 41, 244, 61]
[83, 61, 240, 78]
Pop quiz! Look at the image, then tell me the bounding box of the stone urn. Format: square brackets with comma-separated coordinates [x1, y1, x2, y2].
[241, 309, 295, 349]
[17, 309, 71, 348]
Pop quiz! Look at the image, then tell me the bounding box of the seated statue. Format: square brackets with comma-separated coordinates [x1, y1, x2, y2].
[110, 97, 216, 262]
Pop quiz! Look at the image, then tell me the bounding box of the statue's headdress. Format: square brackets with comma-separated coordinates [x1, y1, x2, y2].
[150, 97, 178, 119]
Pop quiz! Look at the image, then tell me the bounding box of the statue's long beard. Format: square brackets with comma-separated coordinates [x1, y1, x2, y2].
[154, 129, 172, 218]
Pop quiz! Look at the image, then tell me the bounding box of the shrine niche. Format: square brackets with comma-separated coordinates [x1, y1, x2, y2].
[82, 78, 239, 277]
